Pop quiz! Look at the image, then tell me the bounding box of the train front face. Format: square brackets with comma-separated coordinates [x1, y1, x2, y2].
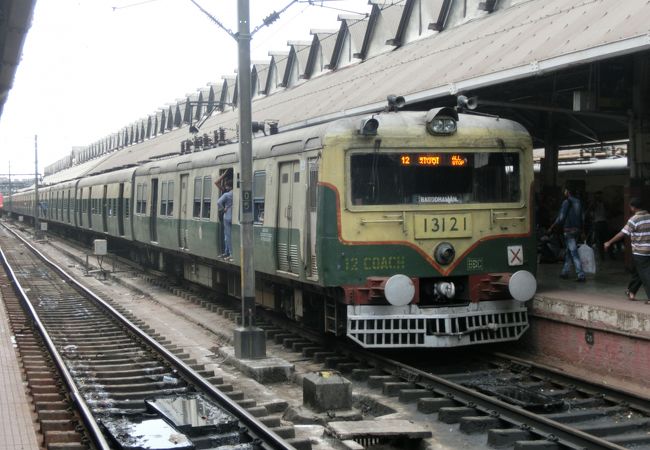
[319, 109, 536, 348]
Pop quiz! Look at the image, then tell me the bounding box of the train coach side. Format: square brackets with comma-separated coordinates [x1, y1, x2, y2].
[76, 168, 136, 240]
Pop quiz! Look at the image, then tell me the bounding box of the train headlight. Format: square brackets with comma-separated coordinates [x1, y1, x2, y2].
[359, 117, 379, 136]
[434, 242, 455, 265]
[427, 117, 457, 135]
[425, 107, 459, 136]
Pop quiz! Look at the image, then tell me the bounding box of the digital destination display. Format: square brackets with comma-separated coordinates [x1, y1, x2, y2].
[400, 154, 469, 167]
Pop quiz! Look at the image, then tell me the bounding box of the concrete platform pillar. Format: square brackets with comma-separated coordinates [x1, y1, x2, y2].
[303, 371, 352, 412]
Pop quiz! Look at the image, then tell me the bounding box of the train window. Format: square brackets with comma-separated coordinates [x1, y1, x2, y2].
[167, 181, 174, 216]
[202, 176, 212, 219]
[159, 181, 175, 216]
[193, 177, 202, 218]
[136, 183, 148, 214]
[125, 198, 130, 218]
[350, 152, 520, 205]
[160, 182, 168, 216]
[253, 171, 266, 224]
[142, 184, 147, 214]
[136, 184, 142, 214]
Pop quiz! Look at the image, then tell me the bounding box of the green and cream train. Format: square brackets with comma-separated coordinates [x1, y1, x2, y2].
[8, 107, 536, 348]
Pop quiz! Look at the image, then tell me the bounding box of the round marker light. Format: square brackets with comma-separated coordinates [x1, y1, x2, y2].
[383, 274, 415, 306]
[508, 270, 537, 302]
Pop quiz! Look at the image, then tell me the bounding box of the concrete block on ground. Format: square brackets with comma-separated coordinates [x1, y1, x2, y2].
[303, 371, 352, 412]
[217, 347, 294, 383]
[417, 397, 456, 413]
[326, 419, 432, 440]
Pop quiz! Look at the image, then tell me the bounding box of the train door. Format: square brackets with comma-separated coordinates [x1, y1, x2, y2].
[150, 178, 158, 242]
[178, 174, 189, 249]
[118, 183, 125, 236]
[276, 160, 304, 274]
[102, 185, 108, 232]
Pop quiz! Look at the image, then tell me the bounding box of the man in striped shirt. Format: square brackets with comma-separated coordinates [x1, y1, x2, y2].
[605, 197, 650, 302]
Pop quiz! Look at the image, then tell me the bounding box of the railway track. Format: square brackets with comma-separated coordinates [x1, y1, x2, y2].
[6, 222, 650, 450]
[0, 224, 301, 450]
[245, 313, 650, 450]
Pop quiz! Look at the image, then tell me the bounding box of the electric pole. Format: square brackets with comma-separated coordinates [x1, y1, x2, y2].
[34, 135, 40, 235]
[234, 0, 265, 359]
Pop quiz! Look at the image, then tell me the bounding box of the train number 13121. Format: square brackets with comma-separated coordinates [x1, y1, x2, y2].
[414, 213, 472, 238]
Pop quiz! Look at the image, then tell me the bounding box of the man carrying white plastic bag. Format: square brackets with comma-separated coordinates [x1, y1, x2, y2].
[578, 244, 597, 275]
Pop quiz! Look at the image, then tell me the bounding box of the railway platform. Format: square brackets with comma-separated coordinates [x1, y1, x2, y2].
[0, 289, 40, 449]
[522, 257, 650, 396]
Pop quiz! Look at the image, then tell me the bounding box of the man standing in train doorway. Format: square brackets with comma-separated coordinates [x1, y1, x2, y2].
[549, 187, 586, 282]
[604, 197, 650, 303]
[217, 181, 233, 260]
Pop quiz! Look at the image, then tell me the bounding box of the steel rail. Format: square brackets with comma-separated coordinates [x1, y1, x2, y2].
[0, 238, 112, 449]
[2, 224, 296, 450]
[358, 351, 629, 450]
[492, 352, 650, 414]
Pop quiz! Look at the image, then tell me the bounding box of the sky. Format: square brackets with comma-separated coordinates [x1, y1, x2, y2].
[0, 0, 371, 178]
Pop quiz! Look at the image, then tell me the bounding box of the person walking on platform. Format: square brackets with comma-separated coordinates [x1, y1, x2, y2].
[604, 197, 650, 302]
[549, 187, 586, 282]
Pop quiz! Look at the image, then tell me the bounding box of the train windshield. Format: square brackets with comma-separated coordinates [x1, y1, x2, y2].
[350, 151, 520, 205]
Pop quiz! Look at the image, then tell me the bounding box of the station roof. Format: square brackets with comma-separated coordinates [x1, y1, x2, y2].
[45, 0, 650, 183]
[0, 0, 36, 119]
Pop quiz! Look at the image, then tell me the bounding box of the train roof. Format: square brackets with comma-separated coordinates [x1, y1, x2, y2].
[127, 111, 530, 176]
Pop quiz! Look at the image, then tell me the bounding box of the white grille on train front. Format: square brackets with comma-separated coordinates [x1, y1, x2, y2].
[347, 304, 529, 348]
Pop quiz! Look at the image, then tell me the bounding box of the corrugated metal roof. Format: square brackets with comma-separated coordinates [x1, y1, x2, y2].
[57, 0, 650, 181]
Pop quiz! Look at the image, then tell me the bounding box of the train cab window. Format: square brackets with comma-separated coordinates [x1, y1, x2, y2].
[350, 152, 520, 205]
[125, 199, 130, 218]
[253, 171, 266, 224]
